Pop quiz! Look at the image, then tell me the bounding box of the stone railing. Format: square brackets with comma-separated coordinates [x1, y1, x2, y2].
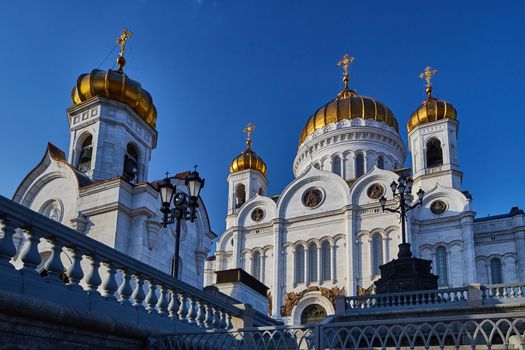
[482, 282, 525, 304]
[0, 195, 262, 334]
[337, 286, 470, 315]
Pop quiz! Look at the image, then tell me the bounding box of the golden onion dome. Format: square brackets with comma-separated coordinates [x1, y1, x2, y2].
[71, 29, 157, 129]
[298, 54, 398, 147]
[229, 123, 267, 176]
[407, 66, 457, 133]
[230, 148, 267, 176]
[407, 97, 457, 133]
[298, 87, 398, 147]
[71, 69, 157, 129]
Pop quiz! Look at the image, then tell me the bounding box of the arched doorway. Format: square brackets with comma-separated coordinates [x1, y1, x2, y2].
[300, 304, 327, 324]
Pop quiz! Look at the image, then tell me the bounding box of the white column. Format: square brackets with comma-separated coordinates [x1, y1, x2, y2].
[346, 209, 355, 295]
[317, 245, 322, 283]
[232, 230, 241, 268]
[460, 215, 477, 284]
[515, 231, 525, 281]
[331, 243, 337, 283]
[271, 222, 281, 317]
[382, 236, 388, 266]
[305, 247, 309, 284]
[292, 248, 296, 286]
[446, 250, 453, 287]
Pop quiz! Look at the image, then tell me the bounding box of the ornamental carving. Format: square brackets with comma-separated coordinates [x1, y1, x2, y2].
[280, 286, 345, 317]
[302, 188, 323, 208]
[367, 183, 384, 199]
[430, 200, 447, 215]
[251, 208, 265, 222]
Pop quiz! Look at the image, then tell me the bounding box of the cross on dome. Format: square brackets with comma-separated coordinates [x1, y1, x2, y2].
[115, 28, 133, 73]
[243, 123, 256, 149]
[337, 53, 355, 88]
[419, 66, 438, 98]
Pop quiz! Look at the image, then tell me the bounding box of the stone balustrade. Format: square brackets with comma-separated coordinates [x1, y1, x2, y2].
[481, 282, 525, 303]
[0, 195, 259, 334]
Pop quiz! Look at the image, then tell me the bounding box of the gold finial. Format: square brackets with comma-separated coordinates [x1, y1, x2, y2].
[419, 66, 438, 98]
[115, 28, 133, 73]
[243, 123, 256, 149]
[337, 53, 355, 88]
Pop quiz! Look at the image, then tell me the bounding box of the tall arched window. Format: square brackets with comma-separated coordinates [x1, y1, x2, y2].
[377, 155, 384, 170]
[252, 252, 261, 281]
[436, 247, 448, 287]
[123, 143, 139, 183]
[355, 153, 365, 177]
[235, 184, 246, 208]
[77, 135, 93, 173]
[332, 156, 341, 176]
[426, 138, 443, 168]
[295, 246, 305, 284]
[308, 243, 318, 282]
[490, 258, 503, 284]
[321, 241, 331, 281]
[372, 234, 383, 275]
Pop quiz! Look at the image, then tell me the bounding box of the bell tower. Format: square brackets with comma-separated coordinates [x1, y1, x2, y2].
[226, 123, 268, 228]
[408, 67, 461, 190]
[66, 29, 158, 183]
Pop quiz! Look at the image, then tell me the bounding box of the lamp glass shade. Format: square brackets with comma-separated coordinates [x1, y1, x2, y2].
[417, 188, 425, 200]
[390, 181, 397, 194]
[159, 178, 174, 207]
[186, 171, 205, 198]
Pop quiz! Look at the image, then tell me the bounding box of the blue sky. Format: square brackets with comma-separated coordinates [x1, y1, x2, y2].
[0, 1, 524, 235]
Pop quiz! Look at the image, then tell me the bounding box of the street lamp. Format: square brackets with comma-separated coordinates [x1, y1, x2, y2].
[379, 175, 424, 258]
[158, 167, 205, 279]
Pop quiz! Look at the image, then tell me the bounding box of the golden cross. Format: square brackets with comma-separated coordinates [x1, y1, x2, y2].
[419, 66, 438, 98]
[337, 54, 355, 87]
[243, 123, 256, 148]
[116, 28, 133, 57]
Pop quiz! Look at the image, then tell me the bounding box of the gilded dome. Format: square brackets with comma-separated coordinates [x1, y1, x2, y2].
[298, 88, 398, 147]
[71, 68, 157, 129]
[407, 97, 457, 133]
[230, 148, 267, 176]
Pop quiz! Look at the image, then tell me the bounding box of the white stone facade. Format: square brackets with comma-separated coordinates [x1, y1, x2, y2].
[206, 109, 525, 325]
[13, 97, 215, 289]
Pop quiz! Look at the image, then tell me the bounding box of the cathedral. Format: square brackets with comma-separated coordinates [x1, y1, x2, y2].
[205, 55, 525, 325]
[12, 30, 215, 289]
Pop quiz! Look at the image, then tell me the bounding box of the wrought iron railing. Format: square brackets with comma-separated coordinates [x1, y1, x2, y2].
[0, 195, 267, 332]
[151, 312, 525, 349]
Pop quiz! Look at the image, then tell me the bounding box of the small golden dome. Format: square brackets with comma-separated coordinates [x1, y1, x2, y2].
[71, 69, 157, 129]
[230, 148, 267, 176]
[407, 97, 457, 133]
[298, 88, 398, 147]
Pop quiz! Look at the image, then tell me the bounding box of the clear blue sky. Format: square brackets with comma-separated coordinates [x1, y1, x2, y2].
[1, 1, 524, 235]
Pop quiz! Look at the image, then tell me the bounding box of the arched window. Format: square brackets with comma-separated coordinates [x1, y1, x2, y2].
[295, 246, 305, 284]
[426, 138, 443, 168]
[321, 241, 331, 281]
[123, 143, 139, 183]
[308, 243, 318, 282]
[490, 258, 503, 284]
[332, 156, 341, 176]
[252, 252, 261, 281]
[313, 163, 320, 170]
[372, 234, 383, 275]
[235, 184, 246, 208]
[377, 155, 384, 170]
[355, 153, 365, 177]
[77, 135, 93, 172]
[436, 247, 448, 287]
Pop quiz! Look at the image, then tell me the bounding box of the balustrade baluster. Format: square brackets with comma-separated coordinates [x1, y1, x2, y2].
[144, 280, 158, 313]
[18, 227, 41, 274]
[65, 246, 83, 290]
[177, 292, 188, 321]
[195, 300, 206, 327]
[225, 312, 233, 329]
[44, 238, 65, 283]
[0, 218, 17, 268]
[187, 297, 197, 324]
[84, 255, 102, 295]
[100, 262, 119, 299]
[168, 289, 179, 318]
[212, 307, 221, 328]
[131, 273, 146, 307]
[157, 285, 169, 315]
[219, 309, 227, 329]
[518, 285, 523, 297]
[117, 268, 133, 305]
[204, 304, 214, 329]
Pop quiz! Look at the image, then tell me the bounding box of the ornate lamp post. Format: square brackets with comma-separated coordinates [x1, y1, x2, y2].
[379, 176, 424, 258]
[158, 168, 205, 279]
[374, 175, 438, 293]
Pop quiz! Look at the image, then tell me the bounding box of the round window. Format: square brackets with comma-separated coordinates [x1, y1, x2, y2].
[430, 200, 447, 215]
[302, 188, 323, 208]
[251, 208, 265, 222]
